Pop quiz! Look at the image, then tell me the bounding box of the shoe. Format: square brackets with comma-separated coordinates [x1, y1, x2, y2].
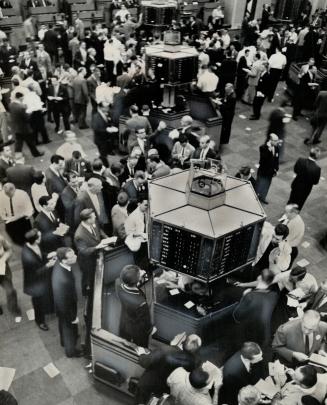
[33, 151, 45, 157]
[37, 323, 49, 331]
[69, 349, 84, 358]
[259, 198, 269, 205]
[249, 115, 259, 120]
[48, 118, 54, 123]
[312, 139, 321, 144]
[79, 125, 89, 130]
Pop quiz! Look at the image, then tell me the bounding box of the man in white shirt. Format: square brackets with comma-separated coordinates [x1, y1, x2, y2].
[268, 48, 287, 101]
[196, 65, 218, 95]
[279, 204, 305, 265]
[0, 182, 33, 245]
[275, 265, 318, 299]
[56, 131, 86, 161]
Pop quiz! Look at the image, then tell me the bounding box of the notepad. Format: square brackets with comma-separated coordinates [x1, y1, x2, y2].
[0, 367, 15, 390]
[184, 301, 195, 309]
[169, 289, 180, 296]
[309, 353, 327, 368]
[43, 363, 60, 378]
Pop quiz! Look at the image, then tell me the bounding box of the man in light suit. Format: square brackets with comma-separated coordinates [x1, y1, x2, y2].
[272, 310, 327, 367]
[72, 67, 89, 129]
[307, 280, 327, 322]
[45, 154, 66, 195]
[172, 133, 195, 168]
[242, 53, 264, 105]
[192, 135, 217, 160]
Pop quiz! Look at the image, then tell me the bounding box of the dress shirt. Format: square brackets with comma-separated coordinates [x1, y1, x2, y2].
[0, 189, 34, 220]
[197, 71, 218, 93]
[199, 147, 210, 160]
[22, 77, 42, 97]
[167, 367, 213, 405]
[31, 183, 49, 212]
[240, 355, 251, 372]
[282, 215, 305, 247]
[24, 91, 44, 113]
[268, 53, 287, 69]
[86, 190, 100, 216]
[275, 270, 318, 295]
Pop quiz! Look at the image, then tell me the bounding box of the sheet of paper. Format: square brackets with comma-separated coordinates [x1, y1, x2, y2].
[309, 353, 327, 367]
[255, 377, 279, 399]
[26, 308, 35, 321]
[15, 316, 22, 323]
[289, 288, 305, 299]
[301, 241, 310, 248]
[184, 301, 195, 309]
[43, 362, 60, 378]
[238, 114, 246, 119]
[0, 367, 15, 390]
[297, 259, 310, 267]
[169, 289, 180, 296]
[287, 296, 299, 307]
[245, 127, 252, 131]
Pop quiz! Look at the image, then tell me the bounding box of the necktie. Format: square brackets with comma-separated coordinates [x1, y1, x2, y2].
[49, 212, 56, 222]
[304, 334, 310, 355]
[91, 226, 96, 237]
[9, 197, 14, 216]
[200, 149, 205, 160]
[181, 147, 185, 157]
[292, 281, 297, 290]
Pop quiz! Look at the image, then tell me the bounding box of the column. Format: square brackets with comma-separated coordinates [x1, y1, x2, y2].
[223, 0, 247, 28]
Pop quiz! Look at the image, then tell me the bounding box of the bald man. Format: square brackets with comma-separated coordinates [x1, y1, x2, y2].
[256, 133, 280, 204]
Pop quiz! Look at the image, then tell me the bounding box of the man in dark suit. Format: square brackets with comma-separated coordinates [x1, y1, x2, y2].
[148, 121, 173, 165]
[21, 229, 56, 331]
[250, 63, 270, 120]
[123, 170, 147, 204]
[86, 67, 101, 114]
[43, 24, 58, 61]
[91, 102, 114, 167]
[9, 92, 44, 157]
[256, 133, 280, 204]
[293, 65, 318, 120]
[117, 264, 153, 347]
[60, 172, 80, 232]
[192, 135, 217, 160]
[47, 75, 70, 133]
[219, 83, 237, 145]
[6, 155, 35, 196]
[288, 147, 321, 210]
[35, 195, 70, 253]
[0, 145, 15, 184]
[272, 310, 327, 367]
[74, 177, 112, 234]
[72, 67, 89, 129]
[306, 90, 327, 144]
[52, 247, 82, 358]
[137, 334, 202, 404]
[219, 342, 267, 405]
[307, 280, 327, 322]
[65, 151, 91, 178]
[74, 209, 113, 355]
[45, 154, 67, 195]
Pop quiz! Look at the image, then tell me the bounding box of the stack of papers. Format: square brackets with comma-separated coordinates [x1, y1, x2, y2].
[309, 353, 327, 368]
[255, 377, 279, 399]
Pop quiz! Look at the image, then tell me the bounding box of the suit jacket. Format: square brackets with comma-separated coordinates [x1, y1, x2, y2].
[45, 167, 67, 195]
[126, 115, 152, 135]
[256, 71, 271, 96]
[116, 73, 132, 89]
[291, 157, 321, 190]
[86, 75, 99, 102]
[6, 164, 35, 195]
[192, 147, 217, 160]
[21, 244, 52, 297]
[72, 76, 89, 105]
[65, 158, 91, 177]
[149, 129, 174, 164]
[47, 84, 70, 112]
[60, 185, 79, 230]
[220, 92, 237, 122]
[19, 58, 39, 72]
[74, 222, 106, 291]
[314, 91, 327, 119]
[43, 29, 58, 54]
[272, 319, 327, 364]
[123, 180, 147, 203]
[0, 158, 14, 184]
[248, 61, 264, 86]
[9, 101, 31, 134]
[258, 143, 279, 177]
[52, 261, 77, 322]
[91, 111, 109, 144]
[34, 211, 67, 252]
[219, 351, 267, 405]
[307, 288, 327, 321]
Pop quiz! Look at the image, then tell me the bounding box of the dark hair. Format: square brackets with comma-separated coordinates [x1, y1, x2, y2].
[33, 171, 44, 184]
[92, 158, 103, 172]
[65, 171, 78, 182]
[15, 92, 24, 99]
[80, 208, 94, 221]
[274, 223, 289, 239]
[72, 150, 81, 159]
[179, 134, 188, 144]
[39, 195, 52, 207]
[25, 228, 39, 244]
[50, 154, 64, 164]
[299, 366, 317, 389]
[120, 264, 140, 287]
[309, 147, 320, 160]
[240, 342, 261, 360]
[255, 52, 261, 59]
[301, 395, 321, 405]
[127, 200, 138, 214]
[0, 390, 18, 405]
[130, 105, 139, 114]
[56, 247, 73, 262]
[11, 78, 20, 87]
[189, 367, 209, 389]
[110, 161, 123, 176]
[290, 265, 307, 280]
[117, 191, 129, 206]
[149, 155, 160, 164]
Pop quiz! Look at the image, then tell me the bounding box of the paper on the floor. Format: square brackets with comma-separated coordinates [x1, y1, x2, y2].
[301, 241, 310, 248]
[0, 367, 15, 390]
[15, 317, 22, 323]
[169, 289, 180, 296]
[43, 363, 60, 378]
[26, 309, 35, 321]
[245, 127, 251, 131]
[184, 301, 195, 309]
[297, 259, 310, 267]
[239, 114, 246, 119]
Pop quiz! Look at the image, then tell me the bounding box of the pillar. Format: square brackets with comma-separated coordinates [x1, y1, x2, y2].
[223, 0, 247, 29]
